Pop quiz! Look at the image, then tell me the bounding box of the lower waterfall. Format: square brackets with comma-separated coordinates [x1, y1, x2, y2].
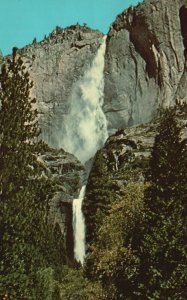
[70, 36, 108, 263]
[73, 186, 86, 264]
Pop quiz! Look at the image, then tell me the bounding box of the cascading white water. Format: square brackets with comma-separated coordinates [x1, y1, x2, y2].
[73, 186, 86, 264]
[69, 37, 108, 264]
[59, 36, 108, 164]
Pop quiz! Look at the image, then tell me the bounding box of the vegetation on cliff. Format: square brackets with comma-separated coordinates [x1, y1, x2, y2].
[58, 106, 186, 300]
[0, 49, 186, 299]
[137, 108, 187, 299]
[83, 106, 187, 300]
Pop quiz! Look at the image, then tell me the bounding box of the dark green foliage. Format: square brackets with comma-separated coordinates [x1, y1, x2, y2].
[85, 183, 145, 300]
[59, 266, 104, 300]
[32, 37, 37, 44]
[147, 109, 184, 201]
[84, 150, 114, 244]
[0, 50, 40, 192]
[0, 50, 66, 299]
[84, 107, 187, 300]
[137, 108, 187, 299]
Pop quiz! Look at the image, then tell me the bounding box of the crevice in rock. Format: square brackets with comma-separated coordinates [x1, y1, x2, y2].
[104, 107, 128, 113]
[127, 10, 160, 79]
[180, 5, 187, 60]
[129, 44, 138, 85]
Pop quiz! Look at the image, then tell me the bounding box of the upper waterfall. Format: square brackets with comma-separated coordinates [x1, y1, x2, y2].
[58, 36, 108, 164]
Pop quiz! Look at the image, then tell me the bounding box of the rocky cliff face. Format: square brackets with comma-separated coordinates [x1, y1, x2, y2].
[3, 0, 186, 141]
[38, 146, 85, 259]
[104, 0, 187, 131]
[4, 0, 186, 142]
[16, 25, 103, 147]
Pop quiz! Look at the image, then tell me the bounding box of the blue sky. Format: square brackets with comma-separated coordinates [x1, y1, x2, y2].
[0, 0, 142, 55]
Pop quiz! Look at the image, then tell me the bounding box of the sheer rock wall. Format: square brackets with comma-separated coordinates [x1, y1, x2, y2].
[104, 0, 187, 131]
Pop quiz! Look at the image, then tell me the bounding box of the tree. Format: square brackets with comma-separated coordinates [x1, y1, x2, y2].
[0, 49, 61, 299]
[84, 150, 113, 244]
[137, 108, 187, 299]
[85, 182, 145, 300]
[0, 48, 40, 195]
[32, 37, 37, 44]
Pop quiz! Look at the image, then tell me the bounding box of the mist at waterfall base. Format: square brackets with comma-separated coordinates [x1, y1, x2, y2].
[58, 37, 108, 165]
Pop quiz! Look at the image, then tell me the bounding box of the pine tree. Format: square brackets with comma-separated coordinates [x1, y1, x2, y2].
[138, 108, 187, 299]
[84, 150, 113, 244]
[85, 182, 145, 300]
[0, 48, 40, 195]
[0, 49, 56, 299]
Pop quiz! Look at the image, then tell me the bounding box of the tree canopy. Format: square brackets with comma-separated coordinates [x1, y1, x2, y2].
[137, 108, 187, 299]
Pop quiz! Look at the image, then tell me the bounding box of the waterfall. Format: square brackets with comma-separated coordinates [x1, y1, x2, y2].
[69, 36, 108, 264]
[73, 186, 86, 264]
[114, 153, 119, 170]
[58, 36, 108, 164]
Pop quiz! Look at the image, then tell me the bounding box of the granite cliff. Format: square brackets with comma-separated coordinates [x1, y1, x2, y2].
[38, 146, 85, 259]
[3, 0, 186, 142]
[104, 0, 187, 131]
[13, 25, 103, 147]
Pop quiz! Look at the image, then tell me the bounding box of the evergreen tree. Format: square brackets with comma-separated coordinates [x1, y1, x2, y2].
[0, 48, 40, 194]
[0, 49, 63, 299]
[85, 182, 145, 300]
[138, 108, 187, 299]
[84, 150, 113, 244]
